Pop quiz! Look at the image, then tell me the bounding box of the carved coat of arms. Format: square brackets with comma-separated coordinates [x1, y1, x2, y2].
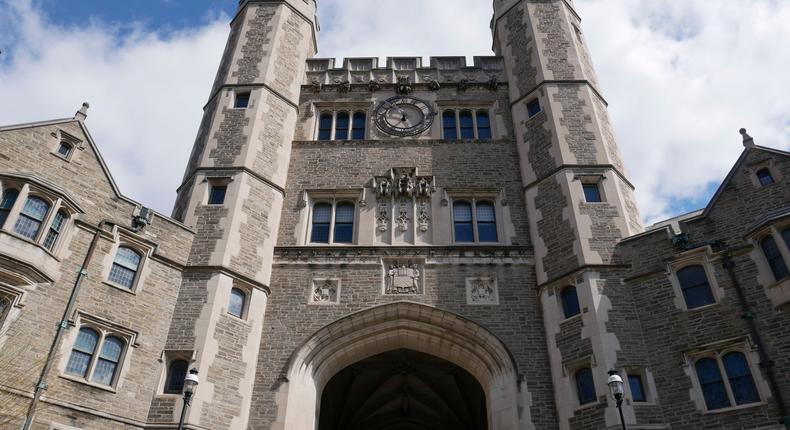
[385, 263, 421, 295]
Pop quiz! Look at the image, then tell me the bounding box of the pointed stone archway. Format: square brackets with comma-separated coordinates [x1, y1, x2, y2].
[275, 301, 536, 430]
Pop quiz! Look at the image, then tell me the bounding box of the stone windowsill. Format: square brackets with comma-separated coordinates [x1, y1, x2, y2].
[101, 280, 138, 296]
[703, 400, 766, 415]
[59, 374, 117, 393]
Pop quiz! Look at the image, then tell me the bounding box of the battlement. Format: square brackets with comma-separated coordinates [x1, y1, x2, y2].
[304, 56, 507, 87]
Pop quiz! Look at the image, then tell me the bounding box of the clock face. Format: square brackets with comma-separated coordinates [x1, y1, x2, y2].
[374, 96, 436, 137]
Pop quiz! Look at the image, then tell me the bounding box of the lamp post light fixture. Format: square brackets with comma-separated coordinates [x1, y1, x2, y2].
[178, 368, 199, 430]
[608, 370, 627, 430]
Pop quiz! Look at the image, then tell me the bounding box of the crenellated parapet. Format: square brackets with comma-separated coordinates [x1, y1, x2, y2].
[304, 56, 507, 91]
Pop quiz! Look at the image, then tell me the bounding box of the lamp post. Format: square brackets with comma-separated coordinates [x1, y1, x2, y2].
[608, 370, 627, 430]
[178, 368, 199, 430]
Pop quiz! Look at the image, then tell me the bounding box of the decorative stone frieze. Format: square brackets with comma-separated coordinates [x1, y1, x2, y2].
[383, 260, 423, 295]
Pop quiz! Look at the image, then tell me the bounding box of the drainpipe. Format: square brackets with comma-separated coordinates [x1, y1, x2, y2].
[721, 250, 790, 429]
[22, 220, 109, 430]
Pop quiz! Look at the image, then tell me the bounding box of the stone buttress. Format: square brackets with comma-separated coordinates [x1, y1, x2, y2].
[162, 0, 318, 428]
[492, 0, 643, 428]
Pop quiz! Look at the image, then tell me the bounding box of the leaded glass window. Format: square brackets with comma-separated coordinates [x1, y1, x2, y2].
[335, 112, 350, 140]
[93, 336, 123, 385]
[722, 352, 760, 405]
[65, 328, 98, 378]
[351, 112, 366, 140]
[0, 189, 19, 228]
[575, 368, 596, 405]
[443, 111, 457, 139]
[561, 286, 581, 318]
[108, 247, 142, 289]
[311, 203, 332, 243]
[476, 111, 491, 140]
[762, 236, 789, 281]
[756, 168, 774, 186]
[165, 359, 189, 394]
[677, 265, 716, 309]
[14, 196, 50, 240]
[695, 358, 730, 410]
[333, 203, 355, 244]
[476, 202, 497, 242]
[459, 111, 474, 139]
[318, 114, 333, 140]
[43, 210, 67, 251]
[453, 201, 474, 242]
[628, 374, 647, 402]
[228, 288, 246, 318]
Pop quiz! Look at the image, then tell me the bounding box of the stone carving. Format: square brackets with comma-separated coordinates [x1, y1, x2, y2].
[487, 75, 499, 91]
[374, 177, 392, 198]
[368, 79, 381, 92]
[428, 79, 441, 91]
[385, 263, 421, 295]
[417, 202, 430, 232]
[337, 79, 351, 93]
[416, 176, 434, 198]
[396, 171, 415, 198]
[457, 78, 469, 91]
[311, 78, 322, 93]
[467, 277, 498, 305]
[396, 76, 413, 95]
[376, 202, 389, 232]
[312, 279, 339, 304]
[396, 205, 410, 232]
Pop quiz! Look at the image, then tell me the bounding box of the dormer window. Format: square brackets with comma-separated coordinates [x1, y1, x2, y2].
[57, 142, 73, 158]
[756, 168, 774, 186]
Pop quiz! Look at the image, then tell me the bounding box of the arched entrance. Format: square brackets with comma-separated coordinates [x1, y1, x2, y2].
[318, 349, 488, 430]
[277, 302, 535, 430]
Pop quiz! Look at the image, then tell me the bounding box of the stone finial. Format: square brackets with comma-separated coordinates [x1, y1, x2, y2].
[740, 128, 754, 148]
[74, 102, 90, 122]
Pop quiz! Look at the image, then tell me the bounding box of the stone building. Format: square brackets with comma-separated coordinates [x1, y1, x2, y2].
[0, 0, 789, 429]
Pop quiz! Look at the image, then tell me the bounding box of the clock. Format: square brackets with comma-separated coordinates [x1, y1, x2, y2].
[374, 96, 436, 137]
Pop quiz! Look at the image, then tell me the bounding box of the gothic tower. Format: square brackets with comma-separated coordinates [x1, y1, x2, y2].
[166, 0, 318, 428]
[492, 0, 643, 428]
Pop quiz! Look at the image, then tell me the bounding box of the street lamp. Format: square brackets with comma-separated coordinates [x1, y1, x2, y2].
[608, 370, 627, 430]
[178, 368, 199, 430]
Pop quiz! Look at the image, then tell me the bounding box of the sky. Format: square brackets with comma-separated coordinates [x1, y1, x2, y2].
[0, 0, 788, 225]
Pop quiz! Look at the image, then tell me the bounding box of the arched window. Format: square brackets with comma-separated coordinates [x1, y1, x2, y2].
[14, 196, 50, 240]
[476, 201, 497, 242]
[318, 113, 333, 140]
[756, 168, 774, 186]
[695, 357, 730, 410]
[459, 110, 474, 139]
[677, 265, 716, 309]
[761, 236, 789, 281]
[165, 359, 190, 394]
[228, 288, 246, 318]
[722, 352, 760, 405]
[93, 336, 123, 385]
[476, 111, 491, 139]
[43, 210, 68, 251]
[561, 286, 581, 318]
[575, 368, 596, 405]
[351, 112, 366, 140]
[65, 327, 99, 378]
[0, 189, 19, 227]
[311, 203, 332, 243]
[57, 141, 73, 158]
[443, 111, 457, 139]
[335, 112, 350, 140]
[333, 203, 355, 244]
[453, 201, 474, 242]
[108, 247, 142, 289]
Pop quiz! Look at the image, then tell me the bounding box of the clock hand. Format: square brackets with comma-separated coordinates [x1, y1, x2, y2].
[383, 100, 406, 117]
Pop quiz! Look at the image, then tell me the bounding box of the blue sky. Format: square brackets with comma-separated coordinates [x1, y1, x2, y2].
[1, 0, 788, 224]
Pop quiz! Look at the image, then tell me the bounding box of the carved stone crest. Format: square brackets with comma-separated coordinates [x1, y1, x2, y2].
[374, 177, 392, 198]
[311, 78, 322, 93]
[466, 277, 498, 305]
[368, 79, 381, 92]
[337, 79, 351, 94]
[396, 76, 413, 95]
[311, 279, 340, 304]
[385, 262, 422, 295]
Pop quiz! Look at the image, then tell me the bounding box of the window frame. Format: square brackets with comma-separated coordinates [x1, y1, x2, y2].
[560, 286, 581, 319]
[760, 234, 789, 282]
[233, 91, 251, 109]
[107, 246, 143, 291]
[61, 313, 137, 391]
[14, 195, 52, 241]
[208, 185, 227, 206]
[676, 265, 717, 310]
[50, 129, 83, 162]
[351, 111, 367, 140]
[0, 188, 20, 229]
[450, 197, 501, 245]
[438, 107, 495, 140]
[163, 359, 190, 394]
[0, 181, 77, 255]
[306, 195, 359, 245]
[315, 109, 369, 141]
[668, 249, 722, 311]
[756, 168, 774, 186]
[56, 141, 74, 159]
[689, 347, 764, 413]
[103, 237, 151, 294]
[228, 287, 248, 319]
[526, 99, 542, 118]
[574, 367, 597, 406]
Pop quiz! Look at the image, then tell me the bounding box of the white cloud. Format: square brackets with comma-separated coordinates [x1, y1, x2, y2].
[0, 0, 788, 225]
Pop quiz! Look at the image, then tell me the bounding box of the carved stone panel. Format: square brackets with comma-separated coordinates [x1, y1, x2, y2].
[466, 277, 498, 305]
[383, 260, 423, 295]
[310, 279, 340, 304]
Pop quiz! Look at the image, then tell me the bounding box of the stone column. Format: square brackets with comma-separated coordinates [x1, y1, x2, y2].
[492, 1, 643, 428]
[165, 1, 317, 428]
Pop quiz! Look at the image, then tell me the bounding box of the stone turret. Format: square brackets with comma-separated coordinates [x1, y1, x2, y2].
[492, 0, 643, 428]
[164, 0, 318, 428]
